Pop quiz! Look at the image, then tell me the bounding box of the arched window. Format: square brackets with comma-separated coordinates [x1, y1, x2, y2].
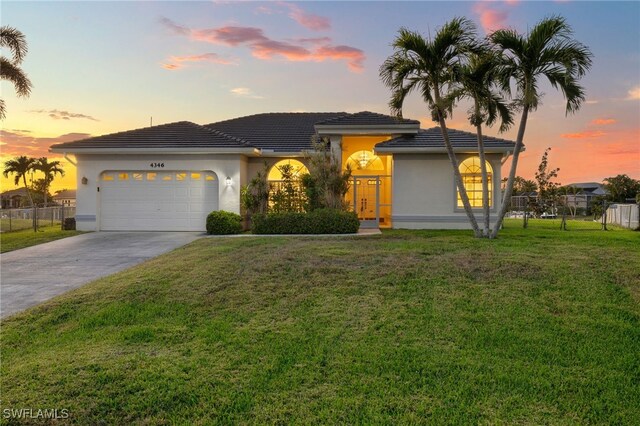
[345, 150, 384, 171]
[268, 159, 308, 181]
[457, 157, 493, 208]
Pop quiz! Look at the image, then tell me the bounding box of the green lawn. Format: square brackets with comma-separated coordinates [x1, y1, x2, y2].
[0, 225, 83, 253]
[1, 220, 638, 424]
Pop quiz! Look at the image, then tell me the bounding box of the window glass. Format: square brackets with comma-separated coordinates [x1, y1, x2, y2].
[205, 174, 216, 181]
[102, 174, 114, 181]
[118, 172, 129, 181]
[162, 174, 172, 181]
[191, 172, 201, 180]
[176, 172, 186, 181]
[133, 173, 143, 181]
[457, 157, 493, 208]
[147, 173, 157, 181]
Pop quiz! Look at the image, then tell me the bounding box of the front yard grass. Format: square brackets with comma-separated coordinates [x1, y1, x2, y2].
[1, 220, 638, 424]
[0, 225, 84, 253]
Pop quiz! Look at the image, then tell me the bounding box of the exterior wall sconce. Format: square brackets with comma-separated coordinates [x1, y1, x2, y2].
[225, 176, 232, 186]
[81, 177, 88, 185]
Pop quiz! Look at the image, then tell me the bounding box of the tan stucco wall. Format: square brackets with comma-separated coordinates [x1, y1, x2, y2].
[392, 153, 503, 229]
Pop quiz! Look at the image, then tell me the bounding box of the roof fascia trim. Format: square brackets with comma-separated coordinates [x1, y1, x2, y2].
[49, 147, 262, 155]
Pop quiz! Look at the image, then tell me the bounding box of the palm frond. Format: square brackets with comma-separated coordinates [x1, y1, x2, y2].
[0, 57, 32, 97]
[0, 26, 28, 64]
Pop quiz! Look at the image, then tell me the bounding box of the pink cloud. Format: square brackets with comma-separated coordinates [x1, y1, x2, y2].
[159, 18, 364, 73]
[0, 130, 91, 158]
[193, 26, 266, 46]
[162, 63, 182, 70]
[474, 2, 510, 33]
[170, 53, 236, 65]
[561, 130, 606, 139]
[282, 2, 331, 31]
[590, 118, 617, 125]
[315, 45, 365, 72]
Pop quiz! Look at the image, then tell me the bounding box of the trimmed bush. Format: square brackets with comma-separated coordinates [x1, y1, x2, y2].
[206, 211, 243, 235]
[252, 209, 360, 234]
[62, 217, 76, 230]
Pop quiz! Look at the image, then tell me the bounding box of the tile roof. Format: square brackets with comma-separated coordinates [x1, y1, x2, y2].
[204, 112, 346, 152]
[50, 121, 252, 150]
[53, 190, 76, 199]
[376, 127, 516, 150]
[315, 111, 420, 126]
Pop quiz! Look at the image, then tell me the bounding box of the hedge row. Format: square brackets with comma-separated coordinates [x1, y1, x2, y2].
[252, 209, 360, 234]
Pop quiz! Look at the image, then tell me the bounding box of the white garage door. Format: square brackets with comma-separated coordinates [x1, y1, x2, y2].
[100, 171, 218, 231]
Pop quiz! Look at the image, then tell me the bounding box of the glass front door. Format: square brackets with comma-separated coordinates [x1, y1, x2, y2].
[353, 176, 379, 228]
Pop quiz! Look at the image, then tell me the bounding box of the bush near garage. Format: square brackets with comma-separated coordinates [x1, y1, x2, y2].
[206, 211, 243, 235]
[252, 209, 359, 234]
[62, 217, 76, 230]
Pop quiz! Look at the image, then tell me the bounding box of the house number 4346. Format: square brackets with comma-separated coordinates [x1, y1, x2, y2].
[150, 162, 165, 168]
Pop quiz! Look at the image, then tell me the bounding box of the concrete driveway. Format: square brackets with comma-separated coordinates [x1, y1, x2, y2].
[1, 232, 203, 319]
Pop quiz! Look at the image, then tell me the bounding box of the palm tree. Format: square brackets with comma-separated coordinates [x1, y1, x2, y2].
[34, 157, 65, 207]
[0, 25, 33, 120]
[450, 48, 514, 236]
[3, 155, 36, 207]
[489, 16, 592, 238]
[380, 18, 484, 237]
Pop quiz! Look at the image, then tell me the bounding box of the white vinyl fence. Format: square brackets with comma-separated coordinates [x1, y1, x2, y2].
[0, 206, 75, 232]
[605, 203, 639, 230]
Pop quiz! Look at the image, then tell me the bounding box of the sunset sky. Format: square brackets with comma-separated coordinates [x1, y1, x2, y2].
[1, 0, 639, 193]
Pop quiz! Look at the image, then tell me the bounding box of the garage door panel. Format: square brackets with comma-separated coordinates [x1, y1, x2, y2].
[100, 170, 218, 231]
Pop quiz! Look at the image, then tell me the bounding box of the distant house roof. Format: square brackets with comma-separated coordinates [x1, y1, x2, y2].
[53, 190, 76, 200]
[565, 182, 607, 195]
[0, 188, 29, 198]
[375, 127, 516, 153]
[50, 121, 255, 153]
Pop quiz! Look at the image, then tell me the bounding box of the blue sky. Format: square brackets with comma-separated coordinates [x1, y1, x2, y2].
[1, 1, 639, 190]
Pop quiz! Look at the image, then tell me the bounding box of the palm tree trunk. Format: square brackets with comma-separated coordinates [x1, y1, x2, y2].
[474, 113, 490, 237]
[490, 105, 530, 238]
[43, 177, 48, 207]
[21, 174, 34, 207]
[434, 88, 482, 237]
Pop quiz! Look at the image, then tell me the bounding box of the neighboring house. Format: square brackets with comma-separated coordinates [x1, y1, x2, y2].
[50, 111, 516, 232]
[53, 190, 77, 207]
[0, 188, 29, 209]
[563, 182, 607, 212]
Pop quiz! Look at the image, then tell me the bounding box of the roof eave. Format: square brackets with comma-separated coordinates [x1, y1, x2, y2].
[374, 146, 515, 154]
[49, 147, 261, 155]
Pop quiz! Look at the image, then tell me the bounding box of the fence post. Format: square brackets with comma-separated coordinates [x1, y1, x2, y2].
[61, 206, 65, 230]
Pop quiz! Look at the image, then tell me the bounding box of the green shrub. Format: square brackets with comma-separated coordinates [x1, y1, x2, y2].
[252, 209, 359, 234]
[62, 217, 76, 230]
[206, 211, 243, 235]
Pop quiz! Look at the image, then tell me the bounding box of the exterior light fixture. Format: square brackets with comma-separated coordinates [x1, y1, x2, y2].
[225, 176, 232, 186]
[358, 152, 370, 169]
[81, 177, 88, 185]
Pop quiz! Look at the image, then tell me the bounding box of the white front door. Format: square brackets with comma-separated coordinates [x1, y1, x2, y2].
[99, 171, 218, 231]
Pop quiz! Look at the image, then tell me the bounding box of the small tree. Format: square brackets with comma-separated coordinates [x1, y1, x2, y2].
[33, 157, 64, 207]
[531, 148, 560, 217]
[241, 163, 269, 216]
[302, 137, 352, 211]
[3, 155, 36, 206]
[603, 174, 640, 203]
[269, 163, 306, 213]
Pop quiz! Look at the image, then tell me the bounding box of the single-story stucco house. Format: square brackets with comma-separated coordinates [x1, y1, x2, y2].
[50, 111, 516, 232]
